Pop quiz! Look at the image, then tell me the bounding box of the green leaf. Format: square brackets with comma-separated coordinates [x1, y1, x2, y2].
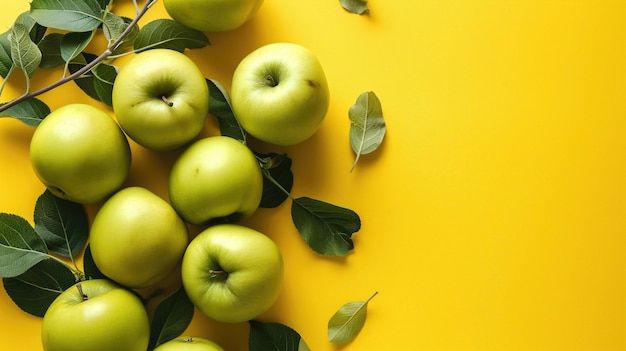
[0, 98, 50, 127]
[2, 258, 76, 317]
[249, 321, 311, 351]
[9, 23, 42, 80]
[134, 19, 210, 53]
[291, 197, 361, 256]
[0, 213, 51, 278]
[349, 91, 386, 172]
[83, 244, 106, 280]
[103, 15, 138, 54]
[61, 31, 94, 63]
[0, 32, 13, 78]
[38, 33, 64, 69]
[328, 291, 378, 343]
[33, 190, 89, 259]
[97, 0, 114, 10]
[68, 52, 101, 102]
[207, 79, 246, 142]
[340, 0, 370, 15]
[149, 288, 195, 349]
[30, 0, 103, 32]
[15, 11, 47, 44]
[258, 153, 293, 208]
[92, 63, 117, 106]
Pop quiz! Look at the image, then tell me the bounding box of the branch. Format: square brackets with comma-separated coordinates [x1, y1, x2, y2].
[0, 0, 157, 113]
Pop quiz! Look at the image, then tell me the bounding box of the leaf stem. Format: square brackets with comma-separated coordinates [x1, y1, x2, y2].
[0, 0, 157, 113]
[261, 168, 295, 201]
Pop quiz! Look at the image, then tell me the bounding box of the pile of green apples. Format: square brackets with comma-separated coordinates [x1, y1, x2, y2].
[29, 0, 331, 350]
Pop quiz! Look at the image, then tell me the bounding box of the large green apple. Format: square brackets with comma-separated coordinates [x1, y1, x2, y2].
[112, 49, 209, 151]
[163, 0, 263, 32]
[89, 187, 189, 289]
[30, 103, 131, 204]
[41, 279, 150, 351]
[169, 136, 263, 225]
[230, 42, 330, 146]
[154, 336, 224, 351]
[181, 224, 283, 323]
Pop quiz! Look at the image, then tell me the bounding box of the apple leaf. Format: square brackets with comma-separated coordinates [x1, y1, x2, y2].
[0, 213, 52, 278]
[103, 14, 138, 54]
[328, 291, 378, 343]
[97, 0, 114, 11]
[207, 78, 246, 142]
[30, 0, 104, 32]
[37, 33, 64, 69]
[15, 11, 47, 45]
[149, 287, 195, 349]
[9, 23, 42, 80]
[69, 52, 101, 102]
[0, 97, 50, 127]
[92, 62, 118, 106]
[340, 0, 370, 15]
[257, 153, 294, 208]
[2, 258, 76, 317]
[60, 31, 94, 63]
[291, 197, 361, 256]
[349, 91, 386, 172]
[83, 244, 107, 280]
[249, 321, 311, 351]
[0, 32, 13, 78]
[33, 190, 89, 259]
[134, 19, 210, 53]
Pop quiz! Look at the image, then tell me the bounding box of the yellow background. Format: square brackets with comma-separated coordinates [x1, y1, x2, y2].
[1, 0, 625, 350]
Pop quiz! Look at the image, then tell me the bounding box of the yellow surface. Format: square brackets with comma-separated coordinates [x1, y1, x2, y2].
[1, 1, 626, 350]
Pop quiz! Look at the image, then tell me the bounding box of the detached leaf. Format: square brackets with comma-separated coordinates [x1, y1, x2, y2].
[34, 189, 89, 258]
[349, 91, 386, 172]
[249, 321, 311, 351]
[257, 153, 293, 208]
[2, 258, 76, 317]
[30, 0, 103, 32]
[0, 213, 51, 278]
[134, 19, 210, 53]
[207, 79, 246, 142]
[0, 97, 50, 127]
[340, 0, 370, 15]
[328, 291, 378, 343]
[83, 244, 106, 280]
[38, 33, 64, 69]
[9, 23, 42, 80]
[291, 197, 361, 256]
[149, 288, 195, 349]
[61, 31, 94, 63]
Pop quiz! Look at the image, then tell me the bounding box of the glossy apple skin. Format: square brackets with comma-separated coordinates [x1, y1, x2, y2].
[29, 103, 131, 204]
[41, 279, 150, 351]
[181, 224, 284, 323]
[230, 42, 330, 146]
[154, 336, 225, 351]
[168, 136, 263, 225]
[164, 0, 263, 32]
[112, 49, 209, 151]
[89, 187, 189, 289]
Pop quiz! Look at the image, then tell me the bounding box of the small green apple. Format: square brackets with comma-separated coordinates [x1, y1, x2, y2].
[181, 224, 283, 323]
[154, 336, 224, 351]
[89, 187, 189, 289]
[112, 49, 209, 151]
[163, 0, 263, 32]
[230, 42, 330, 146]
[169, 136, 263, 225]
[29, 103, 131, 204]
[41, 279, 150, 351]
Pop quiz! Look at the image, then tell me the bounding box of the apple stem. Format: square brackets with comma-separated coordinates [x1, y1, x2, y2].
[265, 75, 278, 87]
[209, 269, 226, 277]
[76, 282, 88, 301]
[161, 95, 174, 107]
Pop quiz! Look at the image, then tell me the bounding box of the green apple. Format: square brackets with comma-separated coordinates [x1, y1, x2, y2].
[181, 224, 283, 323]
[163, 0, 263, 32]
[169, 136, 263, 225]
[112, 49, 209, 151]
[41, 279, 150, 351]
[89, 187, 189, 289]
[154, 336, 224, 351]
[230, 42, 330, 146]
[30, 103, 131, 204]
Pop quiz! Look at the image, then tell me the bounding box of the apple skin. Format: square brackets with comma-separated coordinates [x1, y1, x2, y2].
[168, 136, 263, 225]
[112, 49, 209, 151]
[29, 103, 131, 204]
[230, 42, 330, 146]
[41, 279, 150, 351]
[89, 187, 189, 289]
[154, 336, 224, 351]
[181, 224, 284, 323]
[163, 0, 263, 32]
